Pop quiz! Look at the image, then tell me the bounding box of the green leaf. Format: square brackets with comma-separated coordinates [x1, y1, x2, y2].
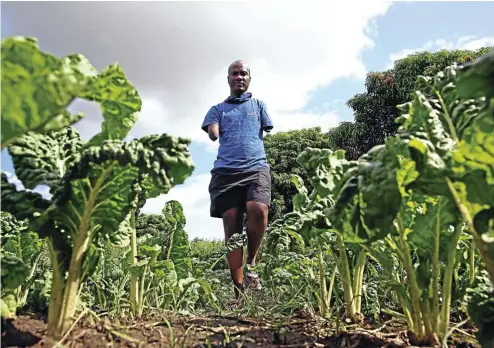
[152, 259, 177, 284]
[465, 270, 494, 347]
[1, 212, 43, 267]
[8, 127, 83, 190]
[0, 253, 29, 290]
[296, 148, 351, 198]
[291, 174, 309, 210]
[32, 133, 194, 276]
[1, 172, 52, 222]
[453, 102, 494, 204]
[1, 37, 98, 149]
[409, 195, 459, 262]
[456, 51, 494, 99]
[1, 211, 29, 246]
[82, 64, 142, 147]
[162, 200, 192, 279]
[380, 58, 494, 282]
[329, 141, 404, 243]
[291, 174, 308, 195]
[1, 292, 18, 319]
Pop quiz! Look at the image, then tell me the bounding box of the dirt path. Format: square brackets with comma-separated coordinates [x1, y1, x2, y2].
[1, 313, 480, 348]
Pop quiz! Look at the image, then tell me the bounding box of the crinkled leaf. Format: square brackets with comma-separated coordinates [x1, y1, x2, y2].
[151, 259, 177, 284]
[114, 212, 133, 248]
[465, 270, 494, 347]
[453, 103, 494, 203]
[82, 64, 142, 147]
[266, 217, 305, 255]
[2, 219, 42, 267]
[32, 134, 193, 272]
[162, 200, 192, 279]
[134, 134, 195, 194]
[8, 127, 83, 190]
[0, 253, 29, 290]
[296, 148, 352, 198]
[1, 292, 18, 319]
[1, 211, 29, 247]
[1, 36, 97, 148]
[1, 172, 52, 222]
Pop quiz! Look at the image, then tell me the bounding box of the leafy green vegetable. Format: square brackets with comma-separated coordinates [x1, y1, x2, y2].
[466, 270, 494, 348]
[0, 212, 37, 318]
[162, 201, 192, 279]
[8, 127, 83, 191]
[394, 56, 494, 283]
[81, 64, 142, 147]
[1, 36, 142, 151]
[1, 37, 96, 148]
[1, 35, 195, 340]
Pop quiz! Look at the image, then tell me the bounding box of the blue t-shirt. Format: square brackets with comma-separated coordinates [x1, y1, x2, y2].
[201, 92, 274, 172]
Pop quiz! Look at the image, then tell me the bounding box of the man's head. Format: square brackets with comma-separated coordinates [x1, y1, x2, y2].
[227, 60, 251, 97]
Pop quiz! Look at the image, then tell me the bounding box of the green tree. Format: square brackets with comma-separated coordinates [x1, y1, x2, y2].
[328, 47, 494, 160]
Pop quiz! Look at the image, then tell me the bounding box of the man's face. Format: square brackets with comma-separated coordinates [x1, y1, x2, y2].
[228, 63, 251, 95]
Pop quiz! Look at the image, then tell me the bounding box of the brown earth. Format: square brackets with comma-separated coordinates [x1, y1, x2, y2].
[1, 312, 480, 348]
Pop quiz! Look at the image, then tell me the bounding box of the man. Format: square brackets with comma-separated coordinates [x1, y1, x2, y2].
[201, 60, 273, 299]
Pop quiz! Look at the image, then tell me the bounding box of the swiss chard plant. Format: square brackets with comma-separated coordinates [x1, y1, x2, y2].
[0, 212, 45, 317]
[128, 200, 194, 316]
[0, 36, 195, 341]
[269, 148, 368, 322]
[324, 52, 494, 344]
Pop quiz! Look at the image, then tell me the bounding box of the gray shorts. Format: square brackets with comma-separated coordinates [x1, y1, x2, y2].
[208, 167, 271, 218]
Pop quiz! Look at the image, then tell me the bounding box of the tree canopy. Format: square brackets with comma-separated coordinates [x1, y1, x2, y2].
[328, 47, 493, 160]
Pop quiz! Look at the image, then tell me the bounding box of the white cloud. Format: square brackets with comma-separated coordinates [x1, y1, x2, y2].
[142, 173, 223, 241]
[269, 111, 341, 134]
[386, 35, 494, 69]
[3, 1, 392, 239]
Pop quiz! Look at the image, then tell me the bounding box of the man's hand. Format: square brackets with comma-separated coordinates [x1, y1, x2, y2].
[208, 124, 220, 141]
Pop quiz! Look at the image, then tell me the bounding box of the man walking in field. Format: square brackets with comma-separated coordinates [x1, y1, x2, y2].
[201, 60, 273, 299]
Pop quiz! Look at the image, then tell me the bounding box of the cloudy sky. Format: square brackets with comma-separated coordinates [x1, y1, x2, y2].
[2, 1, 493, 240]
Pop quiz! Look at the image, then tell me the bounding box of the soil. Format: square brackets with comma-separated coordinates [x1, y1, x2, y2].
[1, 312, 480, 348]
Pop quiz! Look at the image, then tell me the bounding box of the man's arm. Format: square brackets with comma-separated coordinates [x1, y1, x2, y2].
[259, 100, 274, 132]
[208, 124, 219, 141]
[201, 106, 221, 141]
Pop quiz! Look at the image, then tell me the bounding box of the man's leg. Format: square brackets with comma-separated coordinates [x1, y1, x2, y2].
[245, 201, 268, 266]
[243, 168, 271, 290]
[222, 206, 245, 298]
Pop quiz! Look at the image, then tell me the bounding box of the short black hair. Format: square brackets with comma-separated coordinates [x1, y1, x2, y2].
[228, 60, 250, 75]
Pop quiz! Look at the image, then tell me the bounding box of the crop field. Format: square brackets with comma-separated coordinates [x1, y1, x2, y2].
[1, 37, 493, 348]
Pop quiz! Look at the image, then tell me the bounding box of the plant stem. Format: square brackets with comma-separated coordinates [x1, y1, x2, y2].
[129, 208, 140, 317]
[469, 238, 476, 285]
[439, 222, 463, 337]
[396, 213, 425, 339]
[50, 164, 114, 339]
[436, 91, 458, 142]
[431, 199, 441, 333]
[336, 235, 356, 320]
[46, 239, 65, 339]
[327, 265, 337, 311]
[353, 249, 367, 314]
[317, 246, 329, 318]
[20, 251, 44, 306]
